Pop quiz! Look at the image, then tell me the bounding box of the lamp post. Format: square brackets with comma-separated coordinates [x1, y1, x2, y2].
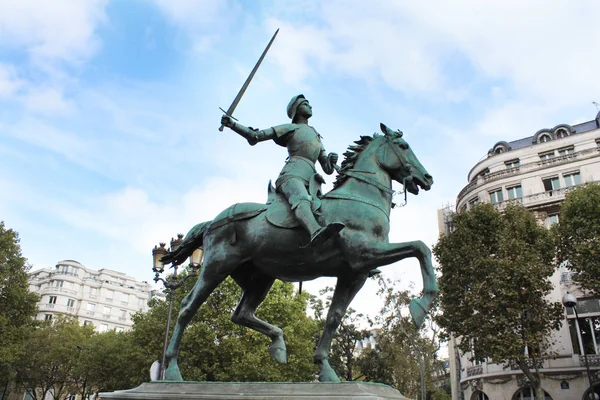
[562, 293, 597, 400]
[152, 234, 204, 381]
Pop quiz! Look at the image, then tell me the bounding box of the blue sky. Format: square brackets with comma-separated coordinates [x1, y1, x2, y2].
[2, 0, 600, 317]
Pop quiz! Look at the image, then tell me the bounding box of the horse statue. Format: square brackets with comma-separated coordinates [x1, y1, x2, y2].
[160, 123, 438, 382]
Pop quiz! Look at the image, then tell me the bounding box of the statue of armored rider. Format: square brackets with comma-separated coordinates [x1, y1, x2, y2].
[220, 94, 344, 247]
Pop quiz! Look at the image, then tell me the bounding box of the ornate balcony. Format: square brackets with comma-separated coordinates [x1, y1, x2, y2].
[458, 148, 600, 203]
[467, 365, 483, 377]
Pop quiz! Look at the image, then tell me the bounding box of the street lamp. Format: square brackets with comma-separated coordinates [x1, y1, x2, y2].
[562, 293, 597, 400]
[152, 234, 204, 380]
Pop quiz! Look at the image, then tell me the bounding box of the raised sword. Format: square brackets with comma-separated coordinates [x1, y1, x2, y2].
[218, 28, 280, 131]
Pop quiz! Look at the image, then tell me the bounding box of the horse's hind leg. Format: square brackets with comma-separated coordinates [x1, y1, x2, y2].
[314, 272, 368, 382]
[163, 262, 230, 381]
[231, 268, 286, 363]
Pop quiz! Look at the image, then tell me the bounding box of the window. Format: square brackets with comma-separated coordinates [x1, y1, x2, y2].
[66, 299, 75, 308]
[513, 387, 553, 399]
[99, 324, 109, 332]
[489, 189, 504, 205]
[53, 280, 63, 288]
[90, 287, 98, 297]
[556, 128, 569, 138]
[48, 296, 57, 304]
[87, 303, 96, 312]
[103, 306, 111, 315]
[539, 151, 555, 160]
[507, 185, 523, 200]
[547, 214, 559, 226]
[505, 159, 520, 169]
[116, 327, 124, 333]
[539, 134, 552, 143]
[564, 172, 581, 187]
[542, 176, 560, 192]
[494, 147, 505, 154]
[106, 289, 114, 300]
[558, 146, 575, 156]
[468, 197, 479, 208]
[138, 297, 145, 307]
[120, 309, 127, 318]
[44, 314, 52, 320]
[83, 320, 93, 326]
[122, 293, 129, 304]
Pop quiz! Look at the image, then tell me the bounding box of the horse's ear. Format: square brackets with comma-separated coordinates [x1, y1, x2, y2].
[380, 123, 391, 136]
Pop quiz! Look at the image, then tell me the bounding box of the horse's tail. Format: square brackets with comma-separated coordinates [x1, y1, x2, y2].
[161, 221, 212, 266]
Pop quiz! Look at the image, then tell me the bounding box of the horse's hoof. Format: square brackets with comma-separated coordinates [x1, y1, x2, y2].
[318, 366, 341, 382]
[164, 365, 184, 381]
[269, 344, 288, 364]
[409, 298, 426, 328]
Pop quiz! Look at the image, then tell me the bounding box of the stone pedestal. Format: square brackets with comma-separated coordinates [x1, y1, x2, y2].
[99, 381, 411, 399]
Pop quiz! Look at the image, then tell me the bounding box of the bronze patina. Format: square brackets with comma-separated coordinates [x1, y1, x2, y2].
[160, 116, 438, 382]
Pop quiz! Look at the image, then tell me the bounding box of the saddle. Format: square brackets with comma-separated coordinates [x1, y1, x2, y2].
[265, 173, 324, 229]
[206, 173, 325, 244]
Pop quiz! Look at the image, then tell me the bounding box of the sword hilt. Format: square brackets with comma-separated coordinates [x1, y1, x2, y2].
[219, 107, 238, 132]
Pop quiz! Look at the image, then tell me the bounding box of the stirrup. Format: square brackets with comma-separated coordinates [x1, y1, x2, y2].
[303, 223, 345, 248]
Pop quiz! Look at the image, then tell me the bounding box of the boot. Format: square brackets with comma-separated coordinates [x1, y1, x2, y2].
[294, 202, 345, 247]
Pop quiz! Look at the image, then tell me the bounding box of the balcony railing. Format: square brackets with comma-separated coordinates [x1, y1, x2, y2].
[581, 355, 600, 367]
[467, 365, 483, 377]
[561, 271, 574, 284]
[42, 287, 78, 296]
[510, 358, 544, 370]
[458, 148, 600, 202]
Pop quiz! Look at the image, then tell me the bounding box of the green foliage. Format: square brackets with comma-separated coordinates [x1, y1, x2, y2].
[12, 316, 94, 400]
[556, 183, 600, 295]
[77, 330, 148, 396]
[131, 270, 320, 382]
[434, 203, 563, 391]
[311, 287, 371, 382]
[356, 278, 442, 399]
[0, 222, 39, 390]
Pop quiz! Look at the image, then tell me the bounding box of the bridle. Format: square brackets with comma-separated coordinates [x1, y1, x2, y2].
[384, 135, 409, 208]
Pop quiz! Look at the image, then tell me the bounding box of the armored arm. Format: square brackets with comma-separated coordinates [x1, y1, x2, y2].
[318, 147, 339, 175]
[221, 115, 276, 146]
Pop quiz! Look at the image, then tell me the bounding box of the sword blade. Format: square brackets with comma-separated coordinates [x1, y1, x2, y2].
[219, 28, 279, 131]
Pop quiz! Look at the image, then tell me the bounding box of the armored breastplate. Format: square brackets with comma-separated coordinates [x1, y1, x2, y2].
[286, 125, 322, 162]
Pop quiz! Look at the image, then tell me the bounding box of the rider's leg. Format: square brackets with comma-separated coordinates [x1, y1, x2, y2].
[279, 178, 344, 246]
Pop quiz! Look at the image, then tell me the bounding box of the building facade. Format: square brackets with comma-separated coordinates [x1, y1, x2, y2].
[440, 112, 600, 400]
[28, 260, 161, 332]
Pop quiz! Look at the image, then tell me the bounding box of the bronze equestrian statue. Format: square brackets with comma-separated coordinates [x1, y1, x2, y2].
[159, 94, 437, 382]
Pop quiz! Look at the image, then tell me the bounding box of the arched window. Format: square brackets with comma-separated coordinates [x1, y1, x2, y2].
[512, 387, 553, 399]
[539, 134, 552, 143]
[471, 391, 490, 400]
[556, 128, 569, 139]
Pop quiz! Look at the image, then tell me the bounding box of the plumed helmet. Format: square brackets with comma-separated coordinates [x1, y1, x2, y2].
[286, 94, 306, 121]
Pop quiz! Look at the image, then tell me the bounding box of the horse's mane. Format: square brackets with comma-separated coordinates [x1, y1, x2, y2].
[333, 134, 378, 189]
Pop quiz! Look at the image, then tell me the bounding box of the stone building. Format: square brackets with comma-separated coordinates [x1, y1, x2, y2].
[28, 259, 161, 331]
[438, 112, 600, 400]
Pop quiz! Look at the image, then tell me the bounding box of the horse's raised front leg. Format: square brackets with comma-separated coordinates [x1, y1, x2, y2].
[231, 271, 287, 364]
[163, 266, 228, 381]
[352, 240, 439, 328]
[314, 273, 368, 382]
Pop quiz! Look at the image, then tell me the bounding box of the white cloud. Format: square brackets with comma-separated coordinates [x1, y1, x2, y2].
[21, 86, 73, 116]
[0, 63, 24, 97]
[0, 0, 108, 65]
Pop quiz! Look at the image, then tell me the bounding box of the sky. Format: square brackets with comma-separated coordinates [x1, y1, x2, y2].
[2, 0, 600, 320]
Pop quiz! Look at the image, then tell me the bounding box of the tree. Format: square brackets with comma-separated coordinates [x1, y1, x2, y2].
[355, 279, 442, 400]
[0, 222, 39, 397]
[434, 203, 563, 399]
[556, 183, 600, 296]
[75, 330, 147, 397]
[130, 270, 320, 382]
[12, 316, 94, 400]
[310, 287, 371, 382]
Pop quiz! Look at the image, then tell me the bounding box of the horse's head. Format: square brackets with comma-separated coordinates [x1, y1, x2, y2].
[378, 123, 433, 195]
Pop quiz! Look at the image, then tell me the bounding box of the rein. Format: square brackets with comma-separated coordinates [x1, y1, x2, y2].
[324, 136, 411, 214]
